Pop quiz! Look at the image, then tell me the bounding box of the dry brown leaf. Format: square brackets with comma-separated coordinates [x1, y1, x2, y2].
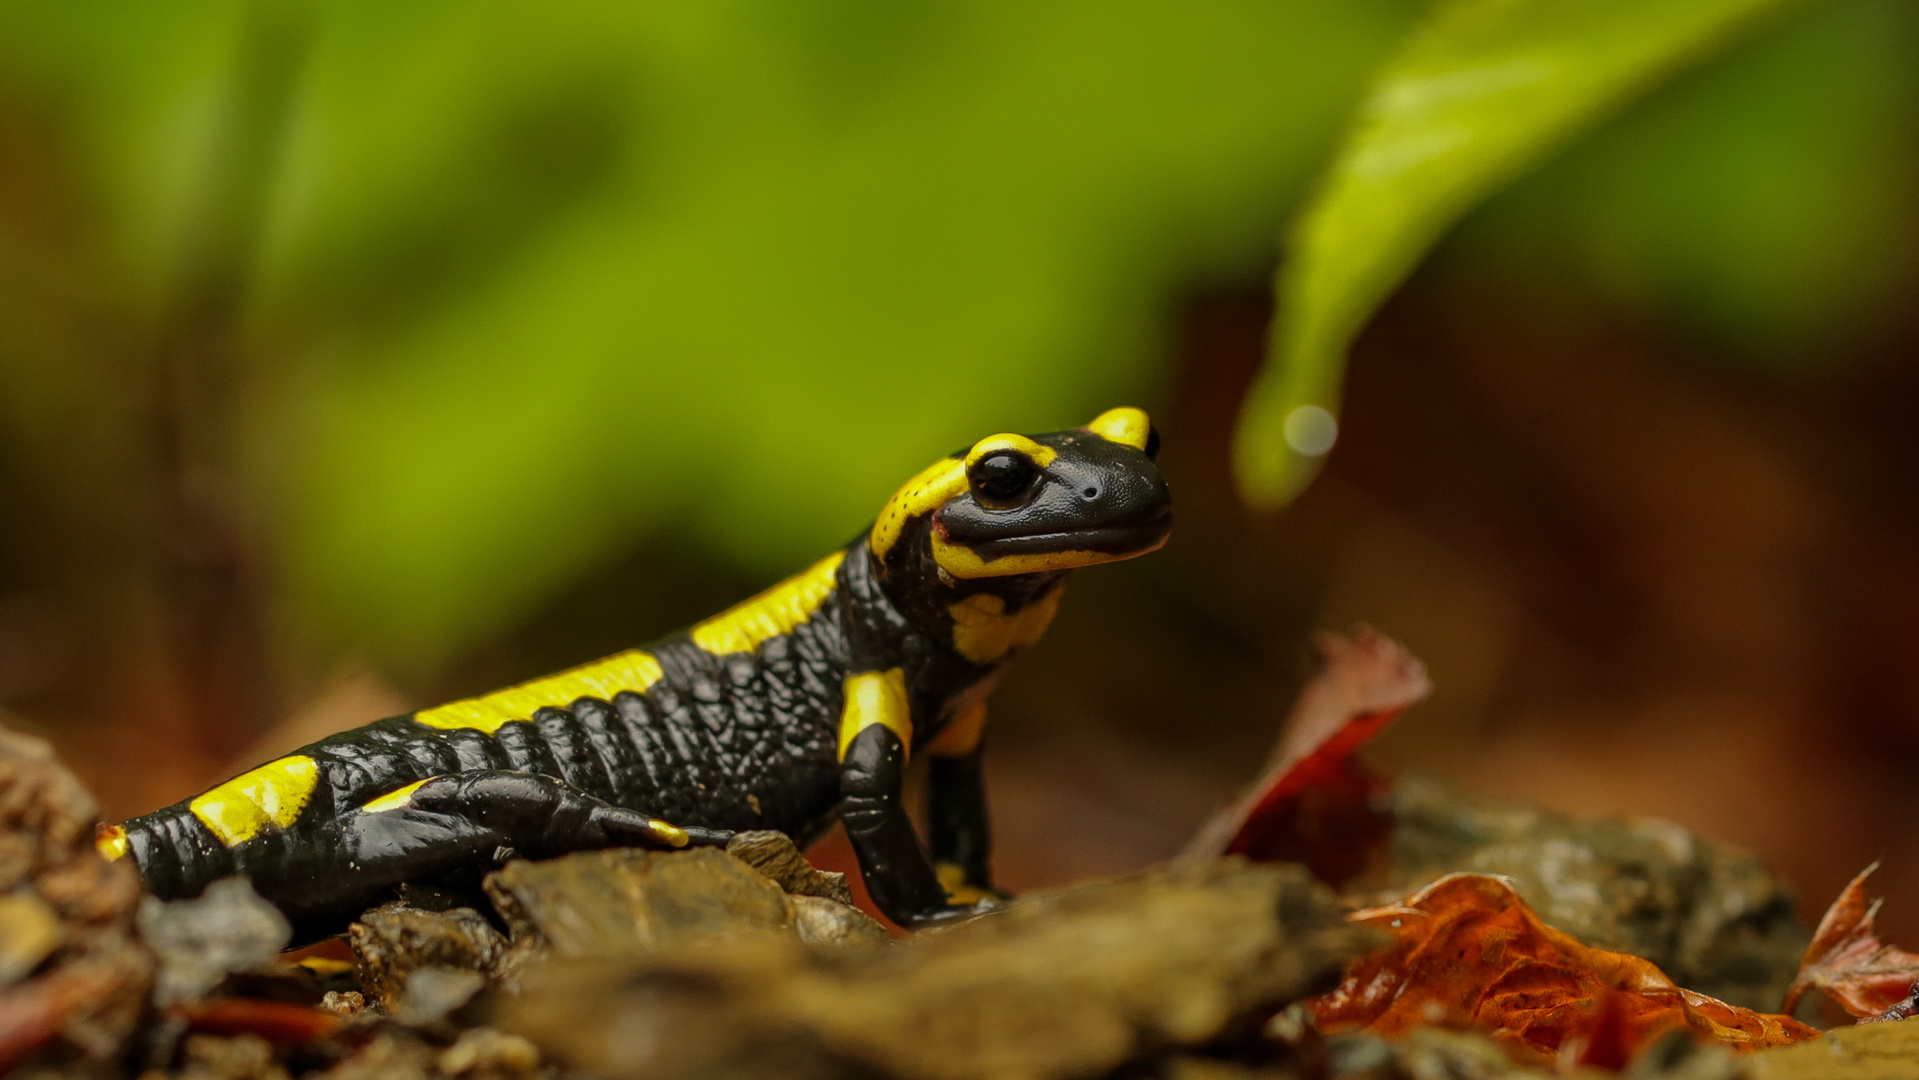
[1183, 627, 1428, 885]
[1309, 873, 1818, 1066]
[1782, 862, 1919, 1018]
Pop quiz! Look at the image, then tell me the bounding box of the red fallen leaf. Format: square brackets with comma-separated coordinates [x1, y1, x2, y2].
[1782, 862, 1919, 1018]
[171, 998, 343, 1043]
[0, 964, 123, 1072]
[1184, 627, 1429, 886]
[1310, 874, 1817, 1067]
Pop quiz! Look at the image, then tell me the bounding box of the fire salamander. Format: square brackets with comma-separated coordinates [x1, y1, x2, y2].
[98, 408, 1171, 937]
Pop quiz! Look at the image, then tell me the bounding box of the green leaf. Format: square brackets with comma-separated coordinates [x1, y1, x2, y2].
[1233, 0, 1819, 509]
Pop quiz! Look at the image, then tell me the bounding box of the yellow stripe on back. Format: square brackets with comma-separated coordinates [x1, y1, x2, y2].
[190, 755, 321, 847]
[691, 551, 845, 655]
[415, 649, 665, 735]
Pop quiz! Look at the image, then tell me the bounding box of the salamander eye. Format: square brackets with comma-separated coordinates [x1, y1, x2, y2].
[969, 452, 1038, 508]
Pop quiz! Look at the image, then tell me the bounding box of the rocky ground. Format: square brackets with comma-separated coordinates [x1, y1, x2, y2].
[0, 726, 1911, 1080]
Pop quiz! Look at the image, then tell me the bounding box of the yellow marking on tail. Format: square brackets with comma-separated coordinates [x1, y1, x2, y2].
[414, 649, 665, 735]
[95, 824, 128, 862]
[190, 756, 321, 847]
[691, 552, 845, 655]
[837, 669, 912, 761]
[361, 778, 431, 813]
[650, 819, 691, 847]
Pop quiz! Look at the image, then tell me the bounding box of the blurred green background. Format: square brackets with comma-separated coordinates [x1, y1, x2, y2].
[4, 0, 1919, 940]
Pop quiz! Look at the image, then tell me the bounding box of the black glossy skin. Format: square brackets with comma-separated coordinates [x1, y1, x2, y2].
[119, 419, 1171, 938]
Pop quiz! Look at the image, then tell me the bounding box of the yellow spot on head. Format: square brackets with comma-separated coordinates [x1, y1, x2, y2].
[947, 588, 1063, 663]
[415, 649, 665, 734]
[95, 823, 128, 862]
[837, 668, 912, 760]
[650, 819, 690, 847]
[361, 778, 431, 814]
[871, 456, 968, 561]
[871, 436, 1061, 562]
[691, 552, 845, 655]
[963, 434, 1057, 469]
[190, 756, 321, 847]
[1084, 407, 1151, 450]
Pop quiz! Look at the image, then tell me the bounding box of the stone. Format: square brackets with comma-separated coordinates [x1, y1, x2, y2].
[790, 894, 889, 946]
[140, 878, 291, 1007]
[501, 858, 1372, 1080]
[1745, 1018, 1919, 1080]
[0, 725, 152, 1068]
[345, 904, 505, 1014]
[483, 847, 797, 958]
[393, 967, 485, 1027]
[725, 831, 857, 906]
[438, 1027, 542, 1080]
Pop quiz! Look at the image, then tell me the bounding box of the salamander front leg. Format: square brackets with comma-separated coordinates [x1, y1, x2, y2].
[927, 734, 1008, 906]
[257, 771, 728, 934]
[837, 670, 984, 927]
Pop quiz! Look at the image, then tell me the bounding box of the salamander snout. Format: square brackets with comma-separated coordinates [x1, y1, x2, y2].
[932, 407, 1172, 579]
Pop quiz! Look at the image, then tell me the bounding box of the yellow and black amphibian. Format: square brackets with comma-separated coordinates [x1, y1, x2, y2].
[104, 408, 1171, 936]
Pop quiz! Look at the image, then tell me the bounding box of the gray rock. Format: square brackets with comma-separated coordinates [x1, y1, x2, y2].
[346, 903, 505, 1014]
[394, 966, 486, 1026]
[484, 847, 797, 958]
[725, 831, 857, 907]
[790, 894, 889, 947]
[138, 877, 289, 1007]
[1746, 1017, 1919, 1080]
[501, 858, 1373, 1080]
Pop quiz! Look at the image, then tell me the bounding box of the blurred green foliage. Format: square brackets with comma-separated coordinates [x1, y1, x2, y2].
[0, 0, 1910, 680]
[1235, 0, 1821, 508]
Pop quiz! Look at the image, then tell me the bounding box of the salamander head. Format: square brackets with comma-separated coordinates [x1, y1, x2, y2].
[869, 407, 1172, 583]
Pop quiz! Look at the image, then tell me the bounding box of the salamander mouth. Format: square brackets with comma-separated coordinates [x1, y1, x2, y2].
[958, 509, 1171, 562]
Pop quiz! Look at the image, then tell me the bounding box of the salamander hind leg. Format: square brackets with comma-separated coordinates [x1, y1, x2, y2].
[259, 771, 730, 935]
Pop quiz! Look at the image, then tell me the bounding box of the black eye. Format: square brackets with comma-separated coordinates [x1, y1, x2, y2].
[969, 452, 1038, 508]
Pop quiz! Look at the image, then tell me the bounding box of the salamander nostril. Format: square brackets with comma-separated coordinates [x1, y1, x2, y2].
[1082, 486, 1099, 499]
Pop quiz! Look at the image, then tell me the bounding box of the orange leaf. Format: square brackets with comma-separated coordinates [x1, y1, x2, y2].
[1782, 863, 1919, 1018]
[171, 999, 343, 1044]
[1184, 627, 1429, 886]
[1309, 874, 1817, 1066]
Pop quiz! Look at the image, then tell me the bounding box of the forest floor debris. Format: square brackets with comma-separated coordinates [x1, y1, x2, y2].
[4, 631, 1919, 1078]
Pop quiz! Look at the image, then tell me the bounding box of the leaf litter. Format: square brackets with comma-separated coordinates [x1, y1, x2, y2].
[2, 629, 1918, 1078]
